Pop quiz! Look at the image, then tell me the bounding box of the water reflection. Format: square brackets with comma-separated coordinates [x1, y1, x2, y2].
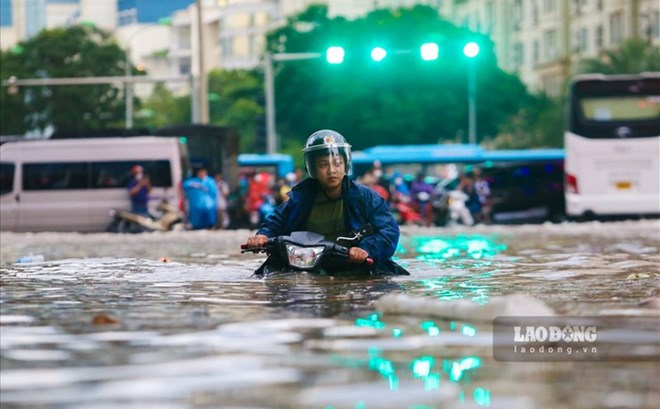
[1, 221, 659, 408]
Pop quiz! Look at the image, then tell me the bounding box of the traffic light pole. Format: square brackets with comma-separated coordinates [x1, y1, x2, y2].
[264, 52, 276, 155]
[468, 58, 477, 145]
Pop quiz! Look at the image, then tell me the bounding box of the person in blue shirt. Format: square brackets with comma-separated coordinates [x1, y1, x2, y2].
[245, 129, 408, 276]
[127, 165, 152, 217]
[183, 167, 218, 229]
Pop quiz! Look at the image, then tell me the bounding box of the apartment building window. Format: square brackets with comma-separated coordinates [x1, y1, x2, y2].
[221, 37, 233, 56]
[513, 0, 523, 31]
[513, 42, 524, 67]
[594, 25, 603, 50]
[176, 27, 191, 51]
[533, 40, 540, 64]
[596, 0, 603, 11]
[531, 0, 539, 23]
[575, 27, 588, 54]
[179, 61, 190, 76]
[609, 11, 624, 45]
[543, 29, 558, 61]
[485, 1, 494, 33]
[571, 0, 586, 15]
[543, 0, 556, 14]
[651, 11, 660, 40]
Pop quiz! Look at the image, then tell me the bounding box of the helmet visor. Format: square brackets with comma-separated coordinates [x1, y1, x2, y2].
[304, 146, 352, 179]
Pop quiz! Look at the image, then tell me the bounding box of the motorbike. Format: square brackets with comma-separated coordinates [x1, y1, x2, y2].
[106, 200, 184, 233]
[241, 224, 410, 277]
[432, 188, 474, 227]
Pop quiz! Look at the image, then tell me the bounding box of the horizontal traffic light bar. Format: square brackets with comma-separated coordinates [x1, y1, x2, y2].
[324, 42, 480, 63]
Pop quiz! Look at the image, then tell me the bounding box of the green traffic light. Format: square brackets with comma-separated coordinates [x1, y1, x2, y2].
[420, 42, 439, 61]
[370, 47, 387, 62]
[463, 42, 480, 58]
[326, 46, 345, 64]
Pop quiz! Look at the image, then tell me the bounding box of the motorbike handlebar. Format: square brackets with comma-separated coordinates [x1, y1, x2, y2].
[240, 243, 266, 253]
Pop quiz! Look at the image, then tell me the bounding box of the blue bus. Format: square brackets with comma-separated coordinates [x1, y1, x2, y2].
[352, 144, 566, 224]
[238, 153, 295, 178]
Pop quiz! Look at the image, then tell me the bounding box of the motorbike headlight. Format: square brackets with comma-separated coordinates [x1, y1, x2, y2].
[285, 244, 324, 269]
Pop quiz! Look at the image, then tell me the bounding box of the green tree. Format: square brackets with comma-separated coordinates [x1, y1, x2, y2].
[135, 83, 191, 128]
[6, 25, 127, 133]
[495, 94, 564, 149]
[0, 48, 28, 135]
[265, 5, 530, 150]
[579, 38, 660, 74]
[207, 69, 264, 152]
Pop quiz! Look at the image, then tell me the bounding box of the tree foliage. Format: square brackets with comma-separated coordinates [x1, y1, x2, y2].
[134, 83, 191, 129]
[1, 25, 127, 134]
[0, 49, 28, 135]
[265, 5, 530, 150]
[207, 69, 264, 153]
[579, 38, 660, 74]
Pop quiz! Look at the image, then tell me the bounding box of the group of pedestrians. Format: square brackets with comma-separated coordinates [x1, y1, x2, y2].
[126, 155, 491, 231]
[357, 164, 492, 226]
[127, 164, 231, 231]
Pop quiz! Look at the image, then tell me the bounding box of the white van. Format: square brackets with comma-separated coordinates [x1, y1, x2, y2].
[0, 137, 190, 232]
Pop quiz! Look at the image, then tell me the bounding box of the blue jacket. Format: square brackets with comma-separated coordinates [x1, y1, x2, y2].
[257, 177, 400, 265]
[183, 176, 218, 229]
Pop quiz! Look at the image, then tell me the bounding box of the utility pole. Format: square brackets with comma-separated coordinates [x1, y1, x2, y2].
[196, 0, 209, 124]
[264, 53, 276, 154]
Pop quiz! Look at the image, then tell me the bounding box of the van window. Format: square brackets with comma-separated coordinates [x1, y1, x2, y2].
[23, 163, 88, 190]
[0, 163, 14, 195]
[91, 160, 173, 189]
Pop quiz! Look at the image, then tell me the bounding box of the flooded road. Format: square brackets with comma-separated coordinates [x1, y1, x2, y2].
[1, 220, 659, 409]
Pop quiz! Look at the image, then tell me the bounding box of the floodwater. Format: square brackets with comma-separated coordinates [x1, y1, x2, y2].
[1, 220, 659, 409]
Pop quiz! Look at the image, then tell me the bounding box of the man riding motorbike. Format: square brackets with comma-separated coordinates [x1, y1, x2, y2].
[244, 130, 408, 276]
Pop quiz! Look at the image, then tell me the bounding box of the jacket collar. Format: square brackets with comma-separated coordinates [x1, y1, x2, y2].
[290, 176, 360, 202]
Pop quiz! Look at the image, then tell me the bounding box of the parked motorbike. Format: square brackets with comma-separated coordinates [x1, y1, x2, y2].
[390, 193, 423, 225]
[241, 224, 409, 277]
[106, 200, 183, 233]
[432, 188, 475, 227]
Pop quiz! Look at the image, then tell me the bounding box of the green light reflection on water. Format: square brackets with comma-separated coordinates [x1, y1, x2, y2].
[462, 324, 477, 337]
[474, 387, 492, 406]
[420, 321, 441, 336]
[416, 276, 492, 304]
[448, 356, 482, 382]
[346, 315, 487, 403]
[355, 312, 386, 329]
[412, 235, 506, 261]
[411, 356, 435, 378]
[367, 347, 399, 391]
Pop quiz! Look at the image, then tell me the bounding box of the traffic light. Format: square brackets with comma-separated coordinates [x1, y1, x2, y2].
[370, 47, 387, 62]
[326, 46, 345, 64]
[420, 42, 439, 61]
[463, 41, 480, 58]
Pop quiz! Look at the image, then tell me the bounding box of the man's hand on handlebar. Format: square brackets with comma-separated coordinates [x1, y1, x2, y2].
[348, 247, 369, 264]
[246, 234, 269, 249]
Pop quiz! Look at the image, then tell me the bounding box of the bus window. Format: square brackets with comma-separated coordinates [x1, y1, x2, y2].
[23, 163, 88, 190]
[0, 163, 14, 195]
[90, 160, 173, 189]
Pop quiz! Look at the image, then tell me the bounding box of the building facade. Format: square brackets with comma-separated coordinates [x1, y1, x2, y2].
[450, 0, 659, 95]
[1, 0, 657, 97]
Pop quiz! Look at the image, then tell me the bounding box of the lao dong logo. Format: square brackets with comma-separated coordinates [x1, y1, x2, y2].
[513, 325, 597, 343]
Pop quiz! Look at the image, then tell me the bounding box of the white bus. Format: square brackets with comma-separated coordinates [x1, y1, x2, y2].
[0, 137, 190, 232]
[564, 73, 660, 218]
